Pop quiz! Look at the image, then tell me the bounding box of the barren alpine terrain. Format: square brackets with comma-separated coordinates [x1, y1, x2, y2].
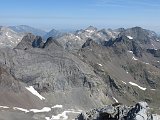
[0, 25, 160, 119]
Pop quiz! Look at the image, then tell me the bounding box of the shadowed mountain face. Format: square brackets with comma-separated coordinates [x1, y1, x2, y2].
[0, 26, 160, 120]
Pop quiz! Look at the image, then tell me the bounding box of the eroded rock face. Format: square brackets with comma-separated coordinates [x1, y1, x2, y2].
[76, 102, 160, 120]
[147, 49, 160, 57]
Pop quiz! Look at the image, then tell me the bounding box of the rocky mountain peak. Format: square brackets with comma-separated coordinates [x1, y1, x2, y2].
[43, 37, 63, 50]
[15, 33, 44, 50]
[43, 29, 62, 40]
[114, 28, 126, 32]
[86, 25, 97, 29]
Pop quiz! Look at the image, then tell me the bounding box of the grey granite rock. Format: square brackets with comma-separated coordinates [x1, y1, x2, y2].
[77, 102, 160, 120]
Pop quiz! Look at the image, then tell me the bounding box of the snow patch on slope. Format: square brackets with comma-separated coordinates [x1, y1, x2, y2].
[112, 97, 118, 103]
[30, 107, 51, 113]
[13, 107, 29, 113]
[0, 106, 9, 109]
[97, 63, 103, 66]
[127, 36, 133, 40]
[6, 32, 13, 39]
[132, 56, 138, 61]
[45, 110, 82, 120]
[25, 86, 45, 100]
[128, 51, 133, 54]
[52, 105, 63, 109]
[122, 81, 127, 84]
[129, 82, 146, 90]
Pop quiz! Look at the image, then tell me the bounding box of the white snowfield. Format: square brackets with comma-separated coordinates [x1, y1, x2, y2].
[0, 106, 9, 109]
[129, 82, 146, 90]
[25, 86, 45, 100]
[52, 105, 63, 109]
[30, 107, 51, 113]
[45, 110, 82, 120]
[127, 36, 133, 40]
[13, 107, 29, 113]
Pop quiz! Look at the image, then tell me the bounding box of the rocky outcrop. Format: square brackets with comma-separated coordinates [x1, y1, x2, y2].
[0, 65, 22, 92]
[82, 38, 98, 48]
[77, 102, 160, 120]
[147, 49, 160, 57]
[104, 35, 143, 57]
[43, 37, 63, 50]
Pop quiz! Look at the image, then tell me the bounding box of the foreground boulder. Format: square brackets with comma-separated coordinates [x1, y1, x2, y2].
[77, 102, 160, 120]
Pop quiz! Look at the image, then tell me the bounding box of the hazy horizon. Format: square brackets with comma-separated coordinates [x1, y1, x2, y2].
[0, 0, 160, 32]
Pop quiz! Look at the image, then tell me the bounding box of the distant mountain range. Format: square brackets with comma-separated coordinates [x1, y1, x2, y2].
[43, 28, 63, 41]
[9, 25, 47, 36]
[0, 25, 160, 120]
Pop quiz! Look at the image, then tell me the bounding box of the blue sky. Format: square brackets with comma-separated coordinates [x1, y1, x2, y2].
[0, 0, 160, 32]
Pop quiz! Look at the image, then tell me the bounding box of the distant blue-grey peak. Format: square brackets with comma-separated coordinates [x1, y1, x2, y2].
[9, 25, 47, 36]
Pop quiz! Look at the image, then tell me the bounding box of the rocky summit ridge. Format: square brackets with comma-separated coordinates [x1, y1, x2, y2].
[77, 102, 160, 120]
